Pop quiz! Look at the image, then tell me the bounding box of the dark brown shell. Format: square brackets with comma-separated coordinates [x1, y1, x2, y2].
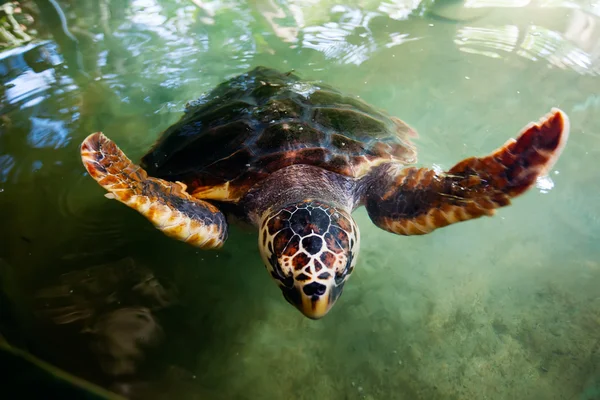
[141, 66, 417, 201]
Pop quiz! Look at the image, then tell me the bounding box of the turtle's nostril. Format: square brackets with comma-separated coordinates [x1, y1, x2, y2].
[302, 282, 327, 297]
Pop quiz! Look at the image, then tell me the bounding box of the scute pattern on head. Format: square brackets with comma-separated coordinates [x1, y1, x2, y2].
[260, 200, 359, 302]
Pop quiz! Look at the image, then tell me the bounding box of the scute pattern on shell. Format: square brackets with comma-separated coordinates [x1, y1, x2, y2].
[141, 66, 417, 202]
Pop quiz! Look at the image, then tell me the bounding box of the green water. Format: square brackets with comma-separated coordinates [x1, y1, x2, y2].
[1, 0, 600, 399]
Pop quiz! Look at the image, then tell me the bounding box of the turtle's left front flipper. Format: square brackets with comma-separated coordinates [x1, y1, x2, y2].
[80, 132, 228, 249]
[364, 108, 570, 236]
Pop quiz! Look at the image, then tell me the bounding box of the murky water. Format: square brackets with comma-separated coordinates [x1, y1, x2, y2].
[1, 0, 600, 399]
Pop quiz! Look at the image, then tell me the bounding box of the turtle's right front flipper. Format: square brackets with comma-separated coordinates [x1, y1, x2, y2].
[80, 132, 228, 249]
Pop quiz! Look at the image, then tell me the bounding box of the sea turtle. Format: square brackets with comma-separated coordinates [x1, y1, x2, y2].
[80, 66, 570, 319]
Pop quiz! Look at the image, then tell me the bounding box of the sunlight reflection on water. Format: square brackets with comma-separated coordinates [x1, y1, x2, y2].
[1, 1, 600, 399]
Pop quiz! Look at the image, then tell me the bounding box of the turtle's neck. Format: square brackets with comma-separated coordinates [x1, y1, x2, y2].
[242, 164, 359, 226]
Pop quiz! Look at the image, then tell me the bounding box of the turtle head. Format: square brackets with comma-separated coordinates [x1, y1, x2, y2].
[258, 199, 360, 319]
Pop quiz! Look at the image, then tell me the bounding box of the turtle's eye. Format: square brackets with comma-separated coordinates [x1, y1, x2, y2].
[258, 200, 360, 319]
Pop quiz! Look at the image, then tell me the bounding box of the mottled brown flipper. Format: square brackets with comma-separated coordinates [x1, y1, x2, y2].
[80, 133, 227, 249]
[365, 108, 570, 235]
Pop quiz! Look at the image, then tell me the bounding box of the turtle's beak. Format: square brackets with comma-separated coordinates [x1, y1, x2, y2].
[299, 291, 330, 319]
[280, 281, 344, 319]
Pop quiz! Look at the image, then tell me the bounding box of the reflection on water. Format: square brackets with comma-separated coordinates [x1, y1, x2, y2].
[456, 21, 600, 75]
[0, 154, 14, 183]
[1, 0, 600, 399]
[302, 5, 385, 65]
[35, 258, 175, 378]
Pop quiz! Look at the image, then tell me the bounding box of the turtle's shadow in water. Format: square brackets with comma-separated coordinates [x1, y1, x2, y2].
[21, 198, 268, 399]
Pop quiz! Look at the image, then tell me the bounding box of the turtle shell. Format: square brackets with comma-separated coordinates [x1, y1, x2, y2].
[141, 66, 417, 201]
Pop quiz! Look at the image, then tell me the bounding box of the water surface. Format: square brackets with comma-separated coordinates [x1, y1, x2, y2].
[1, 1, 600, 399]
